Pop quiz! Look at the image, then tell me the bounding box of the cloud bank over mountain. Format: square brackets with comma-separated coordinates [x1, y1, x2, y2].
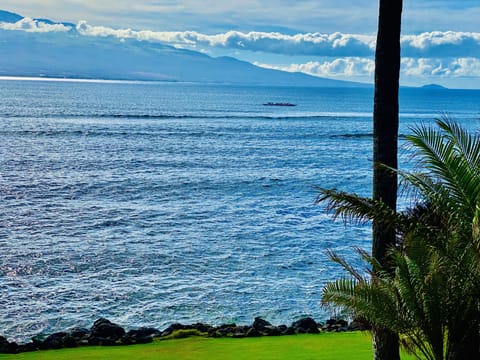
[0, 17, 71, 32]
[0, 11, 364, 87]
[1, 9, 480, 88]
[5, 18, 478, 60]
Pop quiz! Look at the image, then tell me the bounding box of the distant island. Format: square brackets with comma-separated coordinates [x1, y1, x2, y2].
[421, 83, 448, 90]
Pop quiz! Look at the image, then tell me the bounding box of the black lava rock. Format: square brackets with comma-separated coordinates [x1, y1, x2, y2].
[291, 317, 319, 334]
[43, 332, 68, 349]
[252, 317, 272, 332]
[89, 318, 125, 345]
[123, 327, 161, 344]
[0, 336, 18, 354]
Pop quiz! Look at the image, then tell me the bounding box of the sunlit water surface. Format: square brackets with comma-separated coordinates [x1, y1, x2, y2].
[1, 80, 480, 341]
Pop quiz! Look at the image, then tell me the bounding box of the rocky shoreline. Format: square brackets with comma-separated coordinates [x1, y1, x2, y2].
[0, 317, 370, 354]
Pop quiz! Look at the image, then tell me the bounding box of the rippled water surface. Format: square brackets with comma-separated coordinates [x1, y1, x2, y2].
[1, 80, 480, 341]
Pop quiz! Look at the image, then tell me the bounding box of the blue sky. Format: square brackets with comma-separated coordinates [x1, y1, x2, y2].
[2, 0, 480, 88]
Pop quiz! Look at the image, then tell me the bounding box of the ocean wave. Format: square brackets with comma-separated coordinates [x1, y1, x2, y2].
[1, 112, 374, 120]
[0, 128, 379, 139]
[4, 111, 477, 121]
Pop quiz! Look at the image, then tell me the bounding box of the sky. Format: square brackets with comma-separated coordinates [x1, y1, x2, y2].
[2, 0, 480, 88]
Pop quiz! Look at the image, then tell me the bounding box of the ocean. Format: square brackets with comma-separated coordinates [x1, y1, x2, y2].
[1, 79, 480, 341]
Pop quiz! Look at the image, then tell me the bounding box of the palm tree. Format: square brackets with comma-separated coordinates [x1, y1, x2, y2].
[318, 118, 480, 359]
[372, 0, 403, 357]
[406, 118, 480, 359]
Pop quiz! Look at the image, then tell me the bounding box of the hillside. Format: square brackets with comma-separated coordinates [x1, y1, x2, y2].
[0, 10, 365, 87]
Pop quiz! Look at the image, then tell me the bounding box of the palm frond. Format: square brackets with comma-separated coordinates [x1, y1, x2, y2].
[326, 249, 366, 283]
[407, 120, 480, 219]
[319, 118, 480, 360]
[316, 188, 401, 231]
[437, 117, 480, 174]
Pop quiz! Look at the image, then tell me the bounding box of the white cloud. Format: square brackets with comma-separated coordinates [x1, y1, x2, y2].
[257, 57, 480, 80]
[76, 21, 375, 56]
[402, 31, 480, 58]
[402, 58, 480, 78]
[0, 17, 71, 32]
[75, 22, 480, 59]
[3, 17, 480, 60]
[256, 58, 374, 78]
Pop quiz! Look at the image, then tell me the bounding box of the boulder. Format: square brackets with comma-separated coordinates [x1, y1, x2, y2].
[191, 323, 213, 333]
[68, 327, 90, 345]
[160, 323, 188, 337]
[17, 342, 37, 352]
[0, 336, 18, 354]
[89, 318, 125, 345]
[252, 318, 282, 336]
[123, 327, 161, 344]
[43, 332, 68, 349]
[31, 334, 48, 349]
[277, 325, 289, 334]
[69, 327, 90, 340]
[291, 317, 319, 334]
[214, 324, 239, 337]
[349, 317, 371, 331]
[322, 318, 349, 332]
[252, 317, 272, 332]
[245, 327, 261, 337]
[283, 326, 296, 335]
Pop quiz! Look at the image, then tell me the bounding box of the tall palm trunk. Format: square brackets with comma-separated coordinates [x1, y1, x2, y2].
[372, 0, 403, 359]
[447, 313, 480, 359]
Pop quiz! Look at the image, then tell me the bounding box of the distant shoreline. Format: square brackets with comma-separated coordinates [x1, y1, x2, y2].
[1, 76, 478, 90]
[0, 76, 167, 84]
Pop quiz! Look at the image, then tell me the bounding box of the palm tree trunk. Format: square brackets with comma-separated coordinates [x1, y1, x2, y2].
[447, 317, 480, 360]
[373, 327, 401, 360]
[372, 0, 403, 359]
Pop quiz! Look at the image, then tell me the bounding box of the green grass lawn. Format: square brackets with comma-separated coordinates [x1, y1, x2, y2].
[0, 332, 420, 360]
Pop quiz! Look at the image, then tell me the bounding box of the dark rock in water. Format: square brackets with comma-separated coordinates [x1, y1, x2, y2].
[191, 322, 213, 333]
[278, 325, 288, 334]
[246, 327, 261, 337]
[43, 332, 68, 349]
[322, 318, 349, 332]
[231, 326, 250, 338]
[124, 327, 161, 344]
[252, 317, 282, 336]
[69, 327, 90, 339]
[349, 317, 371, 331]
[0, 336, 18, 354]
[63, 334, 78, 348]
[17, 342, 37, 352]
[264, 326, 282, 336]
[217, 323, 237, 329]
[252, 317, 272, 332]
[94, 338, 117, 346]
[161, 323, 188, 337]
[214, 324, 239, 337]
[31, 334, 47, 349]
[89, 318, 125, 345]
[161, 322, 212, 338]
[291, 317, 319, 334]
[68, 327, 90, 345]
[127, 327, 161, 339]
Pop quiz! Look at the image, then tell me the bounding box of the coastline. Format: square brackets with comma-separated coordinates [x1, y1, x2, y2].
[0, 316, 369, 354]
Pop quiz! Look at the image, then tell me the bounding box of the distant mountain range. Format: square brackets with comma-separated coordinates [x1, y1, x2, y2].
[0, 10, 366, 87]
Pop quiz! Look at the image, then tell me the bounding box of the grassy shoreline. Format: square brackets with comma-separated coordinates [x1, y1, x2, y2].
[0, 332, 420, 360]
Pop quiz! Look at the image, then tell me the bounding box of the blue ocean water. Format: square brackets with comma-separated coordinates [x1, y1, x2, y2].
[1, 79, 479, 341]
